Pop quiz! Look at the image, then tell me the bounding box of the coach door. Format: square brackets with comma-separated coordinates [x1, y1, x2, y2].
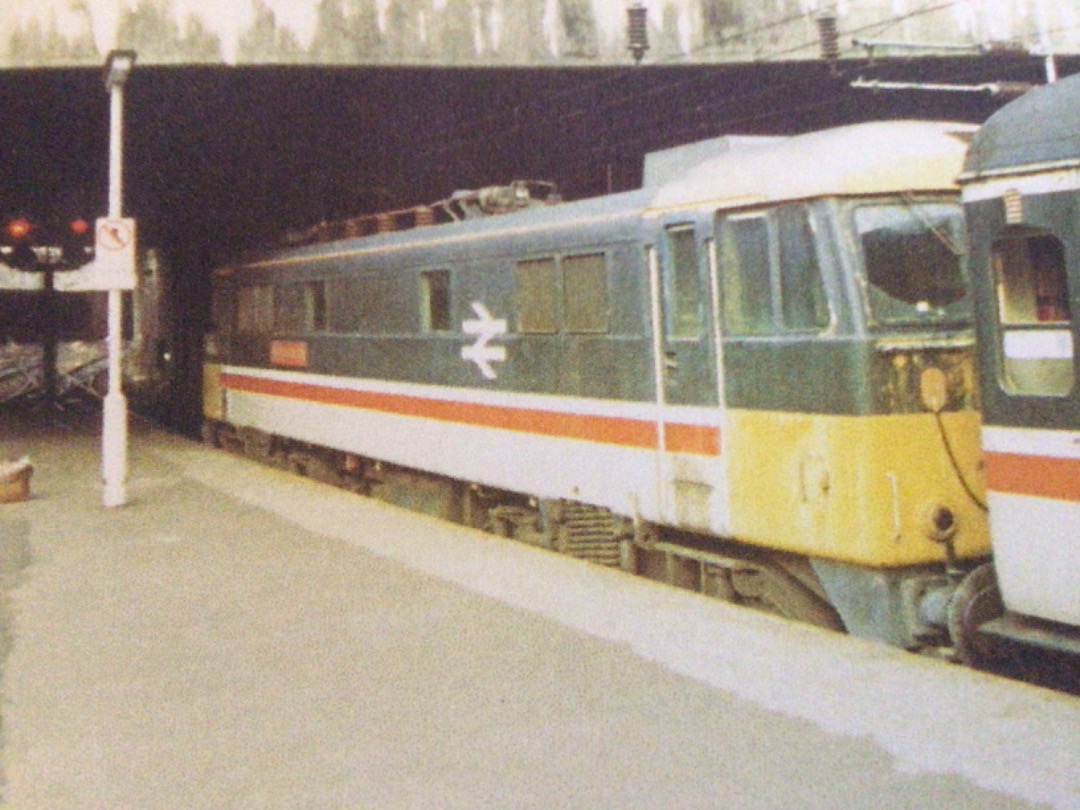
[649, 221, 726, 533]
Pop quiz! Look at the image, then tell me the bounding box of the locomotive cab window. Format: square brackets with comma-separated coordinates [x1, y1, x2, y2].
[992, 230, 1074, 396]
[718, 205, 829, 335]
[853, 198, 969, 326]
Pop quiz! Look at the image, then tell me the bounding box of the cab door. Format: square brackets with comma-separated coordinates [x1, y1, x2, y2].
[649, 220, 725, 533]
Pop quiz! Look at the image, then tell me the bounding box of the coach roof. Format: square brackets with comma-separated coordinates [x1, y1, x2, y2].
[649, 120, 975, 214]
[962, 74, 1080, 180]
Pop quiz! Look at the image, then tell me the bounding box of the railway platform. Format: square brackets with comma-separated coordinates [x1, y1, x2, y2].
[0, 407, 1077, 809]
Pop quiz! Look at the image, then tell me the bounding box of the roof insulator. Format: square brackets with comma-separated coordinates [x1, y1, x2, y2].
[627, 3, 649, 65]
[817, 11, 840, 61]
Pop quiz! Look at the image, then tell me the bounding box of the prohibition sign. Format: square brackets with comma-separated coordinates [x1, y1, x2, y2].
[97, 218, 134, 252]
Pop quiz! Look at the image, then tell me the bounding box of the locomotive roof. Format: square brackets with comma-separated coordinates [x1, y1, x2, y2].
[648, 120, 975, 213]
[961, 74, 1080, 180]
[233, 120, 973, 274]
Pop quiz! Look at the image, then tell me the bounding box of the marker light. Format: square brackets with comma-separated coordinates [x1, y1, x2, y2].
[5, 217, 32, 241]
[69, 217, 90, 236]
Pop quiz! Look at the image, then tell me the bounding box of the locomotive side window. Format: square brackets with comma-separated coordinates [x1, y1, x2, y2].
[515, 254, 610, 335]
[421, 270, 451, 332]
[664, 226, 702, 339]
[274, 284, 304, 332]
[237, 284, 274, 334]
[326, 279, 362, 333]
[993, 231, 1074, 396]
[515, 257, 559, 334]
[562, 253, 609, 334]
[272, 281, 326, 333]
[306, 282, 327, 332]
[209, 284, 234, 336]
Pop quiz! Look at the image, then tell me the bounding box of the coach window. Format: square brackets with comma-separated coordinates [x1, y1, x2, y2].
[515, 257, 559, 333]
[720, 214, 771, 335]
[237, 284, 274, 334]
[664, 226, 702, 339]
[563, 253, 609, 333]
[421, 270, 451, 332]
[993, 230, 1074, 396]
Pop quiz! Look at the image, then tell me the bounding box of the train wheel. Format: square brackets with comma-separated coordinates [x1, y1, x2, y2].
[947, 563, 1003, 667]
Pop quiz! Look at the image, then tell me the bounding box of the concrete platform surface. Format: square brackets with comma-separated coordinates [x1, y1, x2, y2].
[0, 410, 1078, 809]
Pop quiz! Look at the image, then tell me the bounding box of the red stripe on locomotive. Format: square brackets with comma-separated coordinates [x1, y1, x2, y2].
[221, 372, 721, 457]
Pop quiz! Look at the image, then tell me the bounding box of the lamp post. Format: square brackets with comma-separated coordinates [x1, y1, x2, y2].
[101, 49, 135, 508]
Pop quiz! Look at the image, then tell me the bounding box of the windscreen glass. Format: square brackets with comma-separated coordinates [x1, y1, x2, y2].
[853, 199, 971, 326]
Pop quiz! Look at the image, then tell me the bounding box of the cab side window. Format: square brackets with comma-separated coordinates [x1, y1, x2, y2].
[720, 214, 771, 335]
[663, 225, 703, 340]
[778, 206, 829, 331]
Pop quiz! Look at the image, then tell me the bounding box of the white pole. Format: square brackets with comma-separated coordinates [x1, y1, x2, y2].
[101, 63, 128, 508]
[1036, 0, 1057, 83]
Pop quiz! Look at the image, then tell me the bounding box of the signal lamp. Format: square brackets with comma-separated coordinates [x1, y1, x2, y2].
[3, 217, 38, 269]
[59, 216, 96, 269]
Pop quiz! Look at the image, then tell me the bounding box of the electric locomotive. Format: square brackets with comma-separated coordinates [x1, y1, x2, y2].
[203, 120, 989, 651]
[955, 75, 1080, 664]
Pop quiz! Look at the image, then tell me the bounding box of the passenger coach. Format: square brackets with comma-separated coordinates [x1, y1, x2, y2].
[957, 76, 1080, 662]
[204, 121, 988, 651]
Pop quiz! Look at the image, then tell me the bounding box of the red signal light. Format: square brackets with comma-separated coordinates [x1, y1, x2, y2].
[6, 217, 32, 241]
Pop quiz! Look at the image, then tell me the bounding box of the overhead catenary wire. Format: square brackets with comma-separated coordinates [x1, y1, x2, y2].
[412, 1, 1080, 205]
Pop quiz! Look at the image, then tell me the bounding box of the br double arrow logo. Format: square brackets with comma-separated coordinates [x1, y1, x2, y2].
[461, 301, 507, 380]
